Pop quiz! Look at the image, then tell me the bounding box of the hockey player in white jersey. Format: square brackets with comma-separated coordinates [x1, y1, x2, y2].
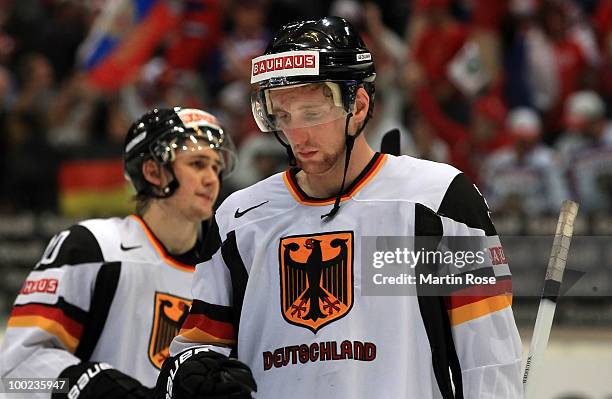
[155, 17, 523, 399]
[556, 91, 612, 212]
[481, 107, 569, 215]
[0, 107, 237, 398]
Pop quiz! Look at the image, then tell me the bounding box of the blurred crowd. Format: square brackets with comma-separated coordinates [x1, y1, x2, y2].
[0, 0, 611, 217]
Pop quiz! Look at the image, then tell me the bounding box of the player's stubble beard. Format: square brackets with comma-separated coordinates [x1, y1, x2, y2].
[296, 143, 345, 177]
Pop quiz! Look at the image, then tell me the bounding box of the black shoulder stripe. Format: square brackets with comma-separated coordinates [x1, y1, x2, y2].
[35, 225, 104, 271]
[202, 216, 222, 263]
[190, 299, 233, 323]
[414, 203, 464, 399]
[220, 231, 248, 356]
[414, 203, 443, 281]
[75, 262, 121, 361]
[414, 203, 443, 237]
[438, 173, 497, 236]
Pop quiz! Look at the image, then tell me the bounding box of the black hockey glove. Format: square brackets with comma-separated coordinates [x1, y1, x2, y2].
[154, 347, 256, 399]
[51, 361, 152, 399]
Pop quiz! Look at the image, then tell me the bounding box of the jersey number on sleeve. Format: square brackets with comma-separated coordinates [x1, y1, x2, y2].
[37, 230, 71, 267]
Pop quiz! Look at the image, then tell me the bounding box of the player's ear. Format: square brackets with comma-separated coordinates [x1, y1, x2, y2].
[351, 87, 370, 131]
[142, 159, 163, 186]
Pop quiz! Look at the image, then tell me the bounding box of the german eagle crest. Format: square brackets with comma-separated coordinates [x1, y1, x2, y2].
[279, 231, 354, 333]
[148, 292, 191, 369]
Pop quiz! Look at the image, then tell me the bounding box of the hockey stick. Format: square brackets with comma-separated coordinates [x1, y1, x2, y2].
[523, 200, 579, 398]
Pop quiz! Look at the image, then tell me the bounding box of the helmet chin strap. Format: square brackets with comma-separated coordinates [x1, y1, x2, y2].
[321, 112, 367, 221]
[270, 109, 368, 220]
[152, 164, 180, 199]
[159, 179, 179, 198]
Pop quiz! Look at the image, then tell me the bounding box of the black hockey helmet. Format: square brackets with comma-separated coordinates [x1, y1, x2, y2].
[250, 16, 376, 133]
[124, 107, 237, 198]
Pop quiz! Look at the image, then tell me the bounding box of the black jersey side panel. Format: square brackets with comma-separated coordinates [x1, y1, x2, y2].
[75, 262, 121, 361]
[415, 203, 463, 399]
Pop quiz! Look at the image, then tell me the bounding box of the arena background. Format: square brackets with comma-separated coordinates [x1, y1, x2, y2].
[0, 0, 611, 397]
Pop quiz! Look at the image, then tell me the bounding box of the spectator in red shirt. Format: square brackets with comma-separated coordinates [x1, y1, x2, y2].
[164, 0, 224, 71]
[409, 0, 469, 98]
[594, 0, 612, 109]
[538, 1, 589, 134]
[414, 84, 513, 183]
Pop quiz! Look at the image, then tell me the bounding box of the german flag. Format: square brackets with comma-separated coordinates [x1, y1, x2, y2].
[445, 277, 512, 326]
[58, 159, 133, 217]
[178, 300, 236, 346]
[8, 301, 87, 352]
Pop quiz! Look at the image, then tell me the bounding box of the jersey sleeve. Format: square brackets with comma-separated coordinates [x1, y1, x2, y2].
[170, 215, 246, 358]
[0, 225, 106, 381]
[440, 173, 522, 398]
[418, 173, 523, 399]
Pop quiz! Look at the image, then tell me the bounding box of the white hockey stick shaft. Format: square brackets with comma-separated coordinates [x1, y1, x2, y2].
[523, 200, 579, 398]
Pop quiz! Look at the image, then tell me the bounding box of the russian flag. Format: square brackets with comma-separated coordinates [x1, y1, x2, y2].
[78, 0, 181, 91]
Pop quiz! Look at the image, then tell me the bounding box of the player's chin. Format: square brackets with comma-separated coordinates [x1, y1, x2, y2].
[299, 162, 325, 174]
[192, 199, 215, 219]
[191, 206, 214, 221]
[299, 158, 337, 175]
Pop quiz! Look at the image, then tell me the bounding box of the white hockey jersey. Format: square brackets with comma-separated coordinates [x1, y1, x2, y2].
[556, 127, 612, 212]
[170, 153, 523, 398]
[0, 215, 198, 397]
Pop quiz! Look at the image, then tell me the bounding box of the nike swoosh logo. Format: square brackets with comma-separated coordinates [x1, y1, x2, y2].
[120, 243, 142, 251]
[234, 201, 269, 218]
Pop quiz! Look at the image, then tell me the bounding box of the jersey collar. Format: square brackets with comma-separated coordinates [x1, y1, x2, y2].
[283, 152, 387, 205]
[130, 215, 197, 272]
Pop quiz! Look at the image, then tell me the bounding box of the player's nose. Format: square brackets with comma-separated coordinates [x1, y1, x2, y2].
[284, 126, 310, 146]
[201, 167, 219, 187]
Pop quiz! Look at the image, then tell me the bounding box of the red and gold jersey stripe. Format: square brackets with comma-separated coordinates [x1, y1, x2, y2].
[445, 277, 512, 310]
[447, 295, 512, 327]
[8, 304, 84, 352]
[445, 278, 513, 326]
[179, 313, 236, 346]
[283, 153, 387, 206]
[178, 299, 236, 346]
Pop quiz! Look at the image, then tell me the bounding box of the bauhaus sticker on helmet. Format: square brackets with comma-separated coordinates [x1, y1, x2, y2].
[356, 53, 372, 62]
[177, 108, 222, 131]
[251, 50, 319, 84]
